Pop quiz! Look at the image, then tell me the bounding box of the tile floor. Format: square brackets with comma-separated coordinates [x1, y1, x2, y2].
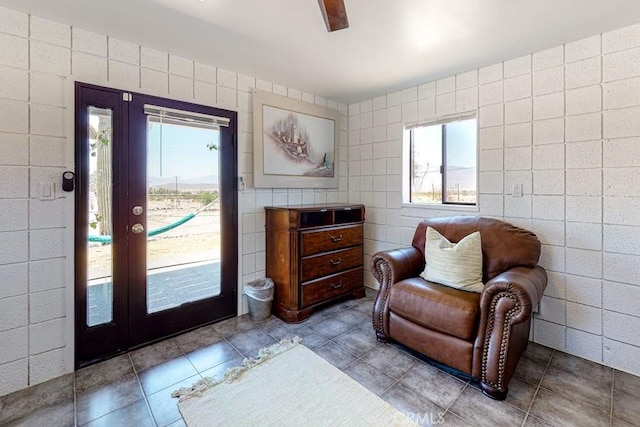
[1, 290, 639, 426]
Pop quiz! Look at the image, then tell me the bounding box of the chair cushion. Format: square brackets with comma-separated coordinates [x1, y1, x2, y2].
[388, 277, 481, 340]
[420, 227, 484, 292]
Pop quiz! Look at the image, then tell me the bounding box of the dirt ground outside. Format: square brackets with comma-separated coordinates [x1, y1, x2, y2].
[88, 200, 221, 281]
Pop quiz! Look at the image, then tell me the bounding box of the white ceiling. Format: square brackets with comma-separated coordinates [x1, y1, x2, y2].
[3, 0, 640, 103]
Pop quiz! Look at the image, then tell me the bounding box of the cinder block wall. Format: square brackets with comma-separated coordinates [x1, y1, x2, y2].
[349, 24, 640, 376]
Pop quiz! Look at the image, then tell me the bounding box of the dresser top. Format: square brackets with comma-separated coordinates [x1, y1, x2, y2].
[264, 203, 364, 212]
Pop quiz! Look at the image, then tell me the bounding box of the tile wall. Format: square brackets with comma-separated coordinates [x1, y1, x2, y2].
[348, 24, 640, 377]
[0, 6, 347, 396]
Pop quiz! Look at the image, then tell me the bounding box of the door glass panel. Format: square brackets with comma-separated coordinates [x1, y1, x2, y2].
[146, 118, 222, 313]
[87, 107, 114, 327]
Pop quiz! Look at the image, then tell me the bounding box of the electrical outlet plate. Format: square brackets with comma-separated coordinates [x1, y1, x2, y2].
[512, 183, 523, 197]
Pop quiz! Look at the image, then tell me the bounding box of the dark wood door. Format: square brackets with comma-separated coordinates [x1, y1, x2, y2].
[74, 83, 238, 367]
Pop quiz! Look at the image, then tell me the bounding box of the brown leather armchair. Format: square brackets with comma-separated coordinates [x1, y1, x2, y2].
[371, 216, 547, 400]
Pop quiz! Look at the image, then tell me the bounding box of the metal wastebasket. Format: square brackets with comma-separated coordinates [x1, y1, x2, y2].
[243, 278, 274, 321]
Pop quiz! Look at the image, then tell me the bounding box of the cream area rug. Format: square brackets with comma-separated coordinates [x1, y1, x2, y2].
[172, 337, 416, 426]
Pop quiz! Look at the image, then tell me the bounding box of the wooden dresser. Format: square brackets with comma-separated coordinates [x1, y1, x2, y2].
[265, 204, 365, 323]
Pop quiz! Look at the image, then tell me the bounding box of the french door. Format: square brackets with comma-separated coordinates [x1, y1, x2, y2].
[74, 83, 237, 367]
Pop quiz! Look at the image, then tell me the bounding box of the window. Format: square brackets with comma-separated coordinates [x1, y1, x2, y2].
[404, 116, 477, 206]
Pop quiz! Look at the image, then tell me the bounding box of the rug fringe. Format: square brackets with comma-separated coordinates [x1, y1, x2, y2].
[172, 336, 302, 402]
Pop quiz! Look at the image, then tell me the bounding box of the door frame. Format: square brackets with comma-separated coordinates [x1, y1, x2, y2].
[74, 82, 238, 367]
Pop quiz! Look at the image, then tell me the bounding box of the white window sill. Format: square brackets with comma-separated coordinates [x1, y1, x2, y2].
[401, 203, 480, 218]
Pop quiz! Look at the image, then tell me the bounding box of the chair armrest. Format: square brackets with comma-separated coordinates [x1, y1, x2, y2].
[370, 247, 425, 335]
[473, 265, 548, 395]
[480, 265, 547, 324]
[370, 247, 425, 286]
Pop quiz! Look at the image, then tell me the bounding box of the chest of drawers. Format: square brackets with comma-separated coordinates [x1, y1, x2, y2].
[265, 204, 365, 323]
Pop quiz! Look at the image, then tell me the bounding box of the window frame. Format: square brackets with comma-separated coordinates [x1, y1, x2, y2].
[403, 113, 479, 209]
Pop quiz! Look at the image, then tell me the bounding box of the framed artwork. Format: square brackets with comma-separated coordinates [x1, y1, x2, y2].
[252, 90, 340, 188]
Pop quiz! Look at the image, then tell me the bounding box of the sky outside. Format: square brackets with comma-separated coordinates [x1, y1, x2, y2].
[147, 121, 220, 185]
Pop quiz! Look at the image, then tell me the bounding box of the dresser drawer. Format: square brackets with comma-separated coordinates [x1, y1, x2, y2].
[301, 268, 363, 308]
[300, 225, 363, 256]
[300, 246, 363, 283]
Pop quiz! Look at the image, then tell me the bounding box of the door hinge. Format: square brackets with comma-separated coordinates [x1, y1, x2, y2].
[123, 93, 132, 102]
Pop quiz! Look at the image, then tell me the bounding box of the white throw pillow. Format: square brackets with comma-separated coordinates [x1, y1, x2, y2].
[420, 226, 484, 293]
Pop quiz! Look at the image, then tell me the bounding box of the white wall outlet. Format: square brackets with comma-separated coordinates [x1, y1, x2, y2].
[238, 176, 245, 191]
[532, 302, 540, 315]
[512, 183, 523, 197]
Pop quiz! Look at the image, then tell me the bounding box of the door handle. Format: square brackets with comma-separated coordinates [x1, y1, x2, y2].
[331, 281, 343, 289]
[330, 233, 343, 242]
[329, 257, 342, 266]
[131, 223, 144, 234]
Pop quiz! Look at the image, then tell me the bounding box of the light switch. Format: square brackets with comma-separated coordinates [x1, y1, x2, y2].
[40, 183, 55, 200]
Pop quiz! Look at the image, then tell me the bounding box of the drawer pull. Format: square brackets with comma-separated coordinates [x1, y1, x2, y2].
[330, 233, 343, 242]
[329, 257, 342, 266]
[331, 281, 343, 289]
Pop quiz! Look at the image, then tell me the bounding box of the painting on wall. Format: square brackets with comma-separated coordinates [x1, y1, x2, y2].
[253, 90, 340, 188]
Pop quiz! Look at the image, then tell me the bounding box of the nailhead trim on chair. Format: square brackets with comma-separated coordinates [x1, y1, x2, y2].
[481, 292, 520, 392]
[372, 259, 392, 334]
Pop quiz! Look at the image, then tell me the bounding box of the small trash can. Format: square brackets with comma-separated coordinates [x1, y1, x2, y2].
[243, 278, 275, 321]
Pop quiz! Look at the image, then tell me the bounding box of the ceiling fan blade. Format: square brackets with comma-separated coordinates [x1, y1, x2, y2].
[318, 0, 349, 32]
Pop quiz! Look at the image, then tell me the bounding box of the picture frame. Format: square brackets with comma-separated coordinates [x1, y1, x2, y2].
[252, 89, 340, 188]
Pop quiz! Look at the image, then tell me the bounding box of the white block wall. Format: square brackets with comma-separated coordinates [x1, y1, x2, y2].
[349, 24, 640, 376]
[0, 7, 347, 397]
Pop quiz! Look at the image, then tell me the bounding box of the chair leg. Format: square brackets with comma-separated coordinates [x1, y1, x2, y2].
[375, 331, 391, 343]
[481, 382, 507, 400]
